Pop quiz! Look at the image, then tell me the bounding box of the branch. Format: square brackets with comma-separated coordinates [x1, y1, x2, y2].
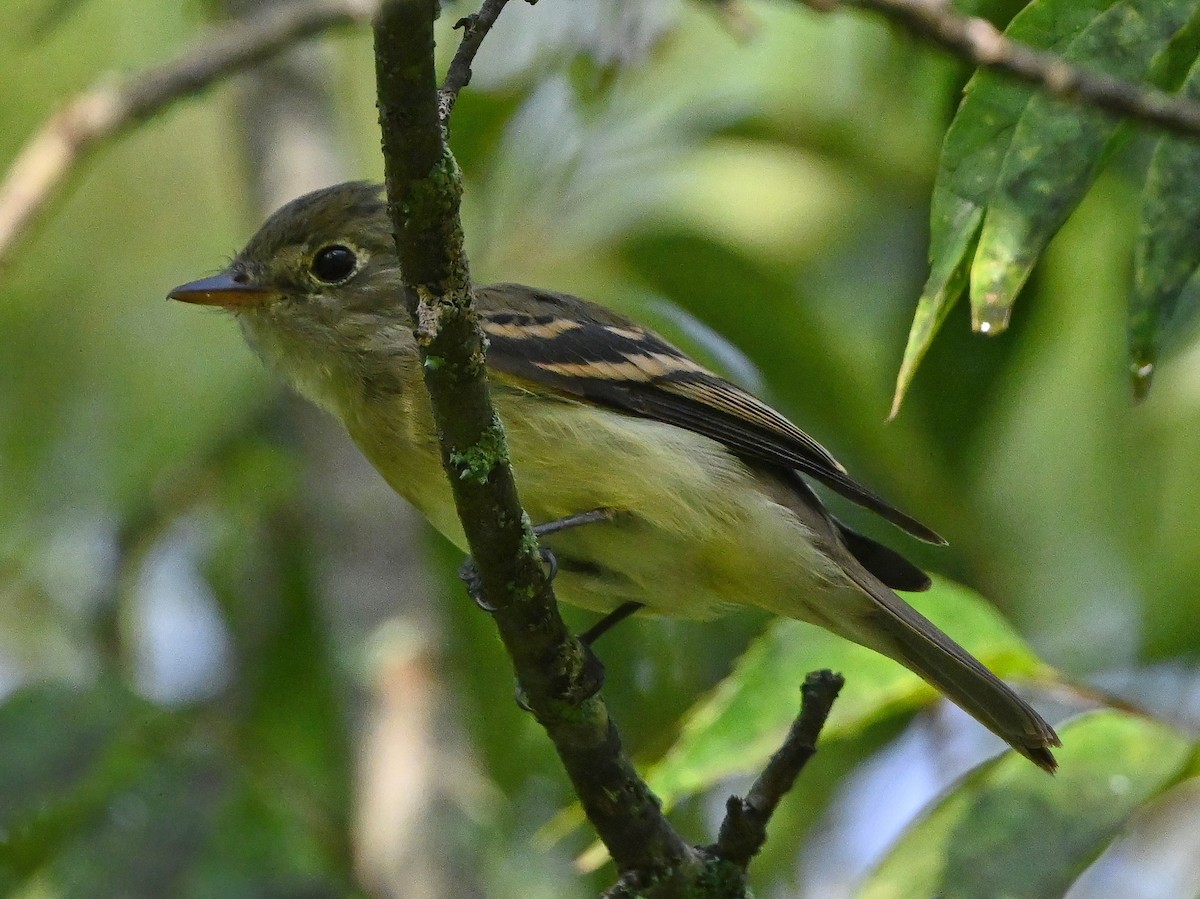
[439, 0, 522, 121]
[0, 0, 377, 278]
[713, 670, 845, 868]
[800, 0, 1200, 139]
[372, 0, 696, 884]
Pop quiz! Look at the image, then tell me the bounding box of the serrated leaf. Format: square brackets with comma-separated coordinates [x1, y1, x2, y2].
[972, 0, 1197, 331]
[893, 0, 1195, 414]
[1129, 53, 1200, 397]
[855, 710, 1194, 899]
[644, 577, 1047, 808]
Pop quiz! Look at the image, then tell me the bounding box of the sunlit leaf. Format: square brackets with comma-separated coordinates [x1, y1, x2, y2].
[644, 577, 1049, 808]
[856, 711, 1194, 899]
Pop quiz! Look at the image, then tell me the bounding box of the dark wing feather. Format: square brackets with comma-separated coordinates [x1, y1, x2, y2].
[476, 283, 944, 545]
[835, 522, 932, 591]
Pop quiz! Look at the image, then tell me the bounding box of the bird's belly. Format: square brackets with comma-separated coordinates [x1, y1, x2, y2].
[498, 392, 845, 617]
[533, 521, 771, 618]
[351, 388, 846, 618]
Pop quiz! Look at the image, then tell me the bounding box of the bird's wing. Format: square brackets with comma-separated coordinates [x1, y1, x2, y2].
[475, 284, 944, 544]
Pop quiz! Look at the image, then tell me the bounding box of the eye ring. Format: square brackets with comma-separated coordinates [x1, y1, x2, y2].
[310, 244, 359, 284]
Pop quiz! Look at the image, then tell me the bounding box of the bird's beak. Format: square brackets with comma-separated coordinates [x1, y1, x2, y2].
[168, 272, 279, 308]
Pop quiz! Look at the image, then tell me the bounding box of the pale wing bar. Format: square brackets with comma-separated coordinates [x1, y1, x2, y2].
[478, 291, 944, 545]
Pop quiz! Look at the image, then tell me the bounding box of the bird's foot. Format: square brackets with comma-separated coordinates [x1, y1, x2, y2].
[513, 636, 608, 711]
[580, 601, 645, 647]
[459, 545, 559, 613]
[532, 507, 617, 538]
[460, 508, 616, 612]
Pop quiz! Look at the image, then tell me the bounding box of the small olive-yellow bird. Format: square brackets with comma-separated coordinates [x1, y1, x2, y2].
[170, 181, 1059, 771]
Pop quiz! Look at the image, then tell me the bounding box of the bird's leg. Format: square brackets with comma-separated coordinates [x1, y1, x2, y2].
[557, 600, 645, 708]
[532, 507, 617, 538]
[457, 556, 490, 610]
[457, 508, 623, 708]
[459, 508, 617, 612]
[536, 512, 646, 644]
[580, 601, 645, 647]
[533, 510, 640, 700]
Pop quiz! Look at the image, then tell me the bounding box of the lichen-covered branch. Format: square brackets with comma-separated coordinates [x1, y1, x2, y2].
[0, 0, 377, 277]
[800, 0, 1200, 138]
[714, 670, 845, 868]
[439, 0, 524, 120]
[371, 0, 695, 883]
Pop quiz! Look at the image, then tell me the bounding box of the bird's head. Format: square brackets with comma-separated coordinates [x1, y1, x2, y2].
[170, 181, 414, 408]
[170, 179, 406, 318]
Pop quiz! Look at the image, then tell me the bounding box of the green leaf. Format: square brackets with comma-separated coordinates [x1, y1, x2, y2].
[27, 0, 89, 39]
[0, 679, 356, 896]
[893, 0, 1196, 414]
[1064, 775, 1200, 898]
[644, 577, 1048, 808]
[893, 0, 1121, 414]
[41, 745, 231, 898]
[889, 216, 979, 420]
[972, 0, 1197, 331]
[181, 761, 358, 899]
[855, 711, 1195, 899]
[0, 680, 171, 886]
[1129, 53, 1200, 397]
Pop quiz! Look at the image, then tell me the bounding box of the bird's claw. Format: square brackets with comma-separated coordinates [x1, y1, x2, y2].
[512, 638, 606, 713]
[460, 545, 559, 614]
[540, 545, 558, 581]
[457, 557, 495, 612]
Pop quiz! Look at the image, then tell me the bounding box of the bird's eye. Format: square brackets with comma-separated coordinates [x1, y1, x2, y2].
[310, 245, 358, 284]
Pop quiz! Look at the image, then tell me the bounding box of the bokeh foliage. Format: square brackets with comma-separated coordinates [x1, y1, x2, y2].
[3, 0, 1200, 896]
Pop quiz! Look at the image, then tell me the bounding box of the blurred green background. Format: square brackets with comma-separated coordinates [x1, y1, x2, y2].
[2, 0, 1200, 896]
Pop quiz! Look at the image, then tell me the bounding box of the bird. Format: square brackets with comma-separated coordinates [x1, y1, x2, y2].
[169, 180, 1060, 771]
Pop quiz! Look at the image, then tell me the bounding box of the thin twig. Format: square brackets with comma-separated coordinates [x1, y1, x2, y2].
[373, 0, 697, 884]
[714, 670, 845, 869]
[0, 0, 377, 277]
[439, 0, 523, 121]
[801, 0, 1200, 139]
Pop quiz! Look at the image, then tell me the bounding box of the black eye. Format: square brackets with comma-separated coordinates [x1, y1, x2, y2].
[311, 245, 357, 284]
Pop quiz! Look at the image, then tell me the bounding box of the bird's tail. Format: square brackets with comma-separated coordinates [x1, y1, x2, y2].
[838, 564, 1060, 773]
